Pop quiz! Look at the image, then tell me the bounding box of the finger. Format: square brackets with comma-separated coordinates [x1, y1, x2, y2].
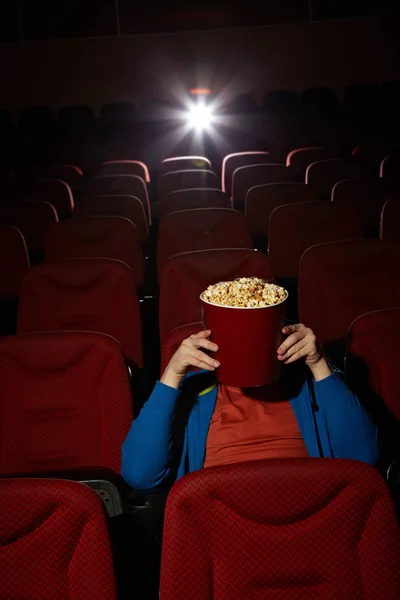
[281, 324, 298, 335]
[189, 348, 220, 369]
[193, 338, 219, 353]
[283, 347, 309, 364]
[278, 339, 307, 361]
[188, 357, 216, 371]
[190, 329, 211, 340]
[277, 331, 303, 355]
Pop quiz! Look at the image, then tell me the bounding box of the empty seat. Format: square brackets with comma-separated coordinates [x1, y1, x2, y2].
[74, 195, 148, 243]
[0, 478, 117, 599]
[346, 308, 400, 444]
[380, 196, 400, 241]
[159, 248, 272, 344]
[18, 179, 74, 219]
[286, 147, 337, 181]
[0, 225, 30, 336]
[0, 201, 58, 262]
[299, 240, 400, 358]
[245, 182, 316, 242]
[18, 107, 57, 141]
[161, 459, 400, 600]
[352, 143, 393, 175]
[86, 175, 151, 224]
[381, 156, 400, 186]
[160, 188, 230, 219]
[160, 156, 212, 176]
[46, 216, 144, 287]
[332, 178, 393, 237]
[17, 258, 143, 367]
[0, 331, 133, 476]
[161, 322, 203, 374]
[269, 202, 361, 287]
[232, 164, 295, 210]
[306, 159, 366, 199]
[34, 165, 84, 193]
[158, 170, 218, 197]
[101, 160, 150, 182]
[221, 152, 270, 197]
[158, 209, 252, 277]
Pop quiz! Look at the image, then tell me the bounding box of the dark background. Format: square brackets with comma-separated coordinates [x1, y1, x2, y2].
[0, 0, 398, 42]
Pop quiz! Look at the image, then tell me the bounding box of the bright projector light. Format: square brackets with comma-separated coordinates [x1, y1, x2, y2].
[186, 103, 213, 131]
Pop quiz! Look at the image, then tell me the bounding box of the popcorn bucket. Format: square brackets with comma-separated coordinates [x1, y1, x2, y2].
[200, 286, 288, 387]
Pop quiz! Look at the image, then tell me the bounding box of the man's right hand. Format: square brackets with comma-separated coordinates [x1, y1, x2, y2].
[160, 329, 220, 389]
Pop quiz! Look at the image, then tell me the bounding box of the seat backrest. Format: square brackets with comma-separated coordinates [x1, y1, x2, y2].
[160, 156, 211, 176]
[269, 202, 362, 282]
[0, 201, 58, 253]
[159, 248, 273, 344]
[161, 458, 400, 600]
[101, 160, 150, 183]
[286, 147, 337, 180]
[0, 478, 117, 599]
[158, 170, 218, 197]
[380, 155, 400, 185]
[232, 164, 294, 209]
[380, 196, 400, 241]
[245, 182, 316, 239]
[158, 209, 252, 277]
[346, 307, 400, 429]
[332, 177, 392, 236]
[29, 179, 74, 219]
[306, 159, 366, 199]
[17, 258, 143, 367]
[161, 322, 204, 374]
[46, 216, 144, 287]
[221, 152, 270, 196]
[86, 175, 150, 224]
[74, 195, 148, 243]
[299, 240, 400, 347]
[34, 165, 84, 192]
[0, 225, 30, 298]
[0, 331, 133, 475]
[160, 188, 230, 219]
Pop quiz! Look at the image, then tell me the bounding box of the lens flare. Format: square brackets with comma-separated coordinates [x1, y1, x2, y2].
[186, 103, 213, 131]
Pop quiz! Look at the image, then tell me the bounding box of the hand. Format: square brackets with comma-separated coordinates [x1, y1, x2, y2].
[277, 323, 332, 381]
[161, 329, 220, 389]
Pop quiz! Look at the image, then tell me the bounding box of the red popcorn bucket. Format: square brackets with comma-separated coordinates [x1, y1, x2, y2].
[200, 284, 288, 387]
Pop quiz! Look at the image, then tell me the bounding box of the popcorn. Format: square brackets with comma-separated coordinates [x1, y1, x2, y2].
[201, 277, 287, 307]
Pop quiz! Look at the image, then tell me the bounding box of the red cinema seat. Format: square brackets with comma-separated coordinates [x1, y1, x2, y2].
[46, 216, 144, 287]
[158, 170, 218, 198]
[332, 178, 393, 237]
[160, 156, 212, 176]
[298, 240, 400, 358]
[159, 248, 273, 344]
[0, 225, 30, 335]
[380, 155, 400, 187]
[161, 459, 400, 600]
[86, 175, 151, 224]
[34, 164, 84, 193]
[268, 202, 361, 284]
[0, 478, 117, 599]
[306, 159, 366, 199]
[157, 208, 253, 277]
[17, 258, 143, 367]
[346, 307, 400, 445]
[0, 201, 58, 263]
[160, 188, 230, 219]
[28, 179, 74, 219]
[101, 160, 150, 182]
[74, 195, 149, 243]
[221, 151, 270, 197]
[380, 196, 400, 241]
[286, 147, 337, 181]
[161, 322, 203, 374]
[245, 182, 316, 243]
[232, 164, 295, 210]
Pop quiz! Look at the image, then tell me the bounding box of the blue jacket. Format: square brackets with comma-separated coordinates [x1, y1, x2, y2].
[121, 370, 379, 490]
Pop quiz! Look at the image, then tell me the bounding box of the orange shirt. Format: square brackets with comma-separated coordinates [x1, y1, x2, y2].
[204, 383, 308, 468]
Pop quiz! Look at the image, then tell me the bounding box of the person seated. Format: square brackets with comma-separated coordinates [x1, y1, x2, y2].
[122, 324, 379, 491]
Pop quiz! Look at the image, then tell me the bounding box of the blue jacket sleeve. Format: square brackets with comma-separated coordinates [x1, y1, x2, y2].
[121, 381, 180, 490]
[313, 372, 380, 465]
